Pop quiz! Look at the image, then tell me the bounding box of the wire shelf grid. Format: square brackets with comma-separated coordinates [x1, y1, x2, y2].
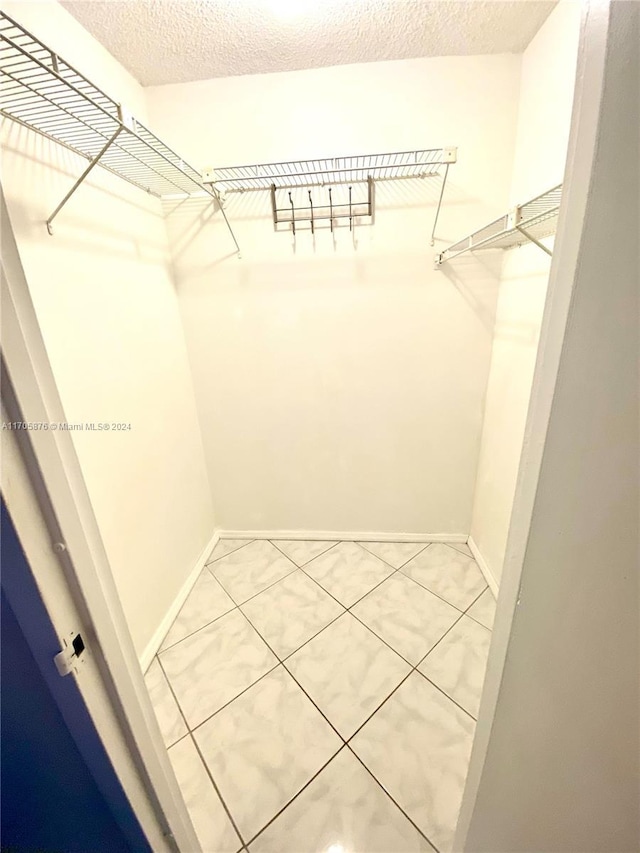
[0, 11, 209, 199]
[437, 184, 562, 264]
[205, 148, 453, 192]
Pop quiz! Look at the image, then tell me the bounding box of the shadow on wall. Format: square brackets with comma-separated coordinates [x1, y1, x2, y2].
[439, 253, 505, 336]
[161, 174, 497, 274]
[1, 123, 172, 264]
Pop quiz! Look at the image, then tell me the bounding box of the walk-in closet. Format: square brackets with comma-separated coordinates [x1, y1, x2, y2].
[1, 1, 601, 851]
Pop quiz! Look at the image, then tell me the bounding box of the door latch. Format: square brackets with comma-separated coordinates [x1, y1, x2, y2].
[54, 633, 86, 676]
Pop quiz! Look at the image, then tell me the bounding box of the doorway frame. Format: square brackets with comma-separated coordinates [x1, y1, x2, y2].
[454, 0, 613, 846]
[1, 187, 201, 853]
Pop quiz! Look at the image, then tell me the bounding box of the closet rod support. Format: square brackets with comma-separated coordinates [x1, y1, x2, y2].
[430, 163, 450, 246]
[46, 125, 123, 235]
[514, 224, 553, 257]
[211, 187, 242, 258]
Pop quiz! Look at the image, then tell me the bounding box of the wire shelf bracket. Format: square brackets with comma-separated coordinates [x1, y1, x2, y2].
[0, 11, 241, 255]
[434, 184, 562, 269]
[203, 147, 456, 241]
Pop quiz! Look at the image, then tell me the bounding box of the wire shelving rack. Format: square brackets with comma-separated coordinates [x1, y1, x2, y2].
[435, 184, 562, 267]
[0, 11, 240, 253]
[203, 148, 457, 241]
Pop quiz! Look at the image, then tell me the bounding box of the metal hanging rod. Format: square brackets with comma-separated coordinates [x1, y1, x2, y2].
[0, 11, 241, 255]
[435, 184, 562, 268]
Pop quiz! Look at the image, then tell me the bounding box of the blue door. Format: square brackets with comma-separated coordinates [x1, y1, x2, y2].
[1, 498, 151, 852]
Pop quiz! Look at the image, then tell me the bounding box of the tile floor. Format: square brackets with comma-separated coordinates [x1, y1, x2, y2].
[145, 538, 496, 853]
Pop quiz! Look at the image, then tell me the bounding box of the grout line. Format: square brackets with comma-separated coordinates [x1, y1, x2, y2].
[214, 572, 456, 852]
[342, 585, 491, 741]
[297, 560, 469, 669]
[157, 602, 237, 655]
[298, 561, 398, 612]
[155, 656, 252, 843]
[188, 731, 246, 850]
[205, 538, 255, 566]
[464, 584, 490, 613]
[160, 547, 452, 661]
[246, 557, 469, 749]
[269, 538, 341, 567]
[189, 661, 282, 735]
[395, 564, 473, 613]
[414, 611, 467, 667]
[158, 549, 309, 659]
[278, 609, 346, 664]
[211, 563, 299, 610]
[446, 541, 474, 559]
[237, 607, 347, 745]
[357, 539, 433, 571]
[465, 612, 494, 632]
[345, 667, 416, 744]
[411, 582, 488, 673]
[281, 660, 345, 741]
[347, 605, 416, 667]
[152, 537, 488, 851]
[346, 745, 441, 853]
[155, 654, 190, 735]
[152, 575, 234, 660]
[463, 587, 495, 632]
[342, 612, 471, 742]
[237, 575, 416, 750]
[166, 730, 190, 750]
[416, 670, 478, 722]
[243, 745, 349, 848]
[349, 541, 416, 574]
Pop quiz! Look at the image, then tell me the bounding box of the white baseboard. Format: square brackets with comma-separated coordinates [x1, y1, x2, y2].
[467, 535, 499, 597]
[218, 530, 469, 544]
[140, 530, 219, 672]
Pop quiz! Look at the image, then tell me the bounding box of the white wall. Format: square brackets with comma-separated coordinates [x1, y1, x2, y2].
[469, 0, 582, 585]
[147, 54, 521, 534]
[459, 2, 640, 847]
[1, 1, 215, 657]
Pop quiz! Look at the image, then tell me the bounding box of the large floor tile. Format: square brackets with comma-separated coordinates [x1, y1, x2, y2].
[351, 672, 475, 853]
[419, 616, 492, 718]
[207, 539, 251, 564]
[467, 587, 497, 630]
[160, 570, 235, 651]
[250, 747, 434, 853]
[286, 613, 411, 739]
[352, 573, 461, 664]
[401, 544, 486, 610]
[210, 540, 297, 604]
[358, 541, 428, 569]
[168, 735, 242, 853]
[303, 542, 394, 607]
[160, 609, 278, 728]
[272, 540, 338, 567]
[241, 570, 344, 659]
[194, 666, 341, 842]
[144, 658, 187, 748]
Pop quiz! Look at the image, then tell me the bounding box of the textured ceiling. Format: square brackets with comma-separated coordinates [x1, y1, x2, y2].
[61, 0, 557, 86]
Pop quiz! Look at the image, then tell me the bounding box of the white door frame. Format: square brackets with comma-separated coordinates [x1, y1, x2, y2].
[1, 187, 201, 853]
[454, 0, 613, 847]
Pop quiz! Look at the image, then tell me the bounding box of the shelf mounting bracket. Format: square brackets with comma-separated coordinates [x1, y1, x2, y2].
[430, 162, 451, 247]
[514, 223, 553, 257]
[47, 125, 123, 235]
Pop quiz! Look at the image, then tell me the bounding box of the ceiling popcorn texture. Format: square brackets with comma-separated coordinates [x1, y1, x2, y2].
[61, 0, 557, 86]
